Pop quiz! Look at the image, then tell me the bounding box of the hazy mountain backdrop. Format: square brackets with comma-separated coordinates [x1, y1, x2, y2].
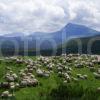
[0, 23, 100, 56]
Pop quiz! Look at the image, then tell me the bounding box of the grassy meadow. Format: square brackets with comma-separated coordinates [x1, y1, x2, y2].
[0, 54, 100, 100]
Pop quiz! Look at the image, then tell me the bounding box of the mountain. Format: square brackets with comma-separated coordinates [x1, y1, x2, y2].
[57, 35, 100, 55]
[27, 23, 100, 49]
[0, 23, 100, 56]
[62, 23, 99, 37]
[3, 33, 25, 37]
[33, 23, 99, 36]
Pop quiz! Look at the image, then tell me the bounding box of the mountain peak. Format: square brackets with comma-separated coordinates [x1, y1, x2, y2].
[66, 23, 90, 28]
[62, 23, 100, 38]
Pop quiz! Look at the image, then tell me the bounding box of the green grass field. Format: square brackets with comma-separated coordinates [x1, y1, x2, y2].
[0, 55, 100, 100]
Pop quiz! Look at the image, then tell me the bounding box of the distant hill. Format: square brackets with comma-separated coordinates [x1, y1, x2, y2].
[56, 35, 100, 55]
[0, 23, 100, 56]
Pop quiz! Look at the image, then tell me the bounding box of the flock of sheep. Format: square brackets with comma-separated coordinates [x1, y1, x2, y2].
[0, 54, 100, 99]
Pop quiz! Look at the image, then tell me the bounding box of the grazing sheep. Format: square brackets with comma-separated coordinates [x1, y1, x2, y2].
[9, 70, 13, 73]
[77, 74, 82, 78]
[1, 91, 15, 99]
[19, 72, 26, 77]
[27, 73, 32, 76]
[30, 75, 35, 79]
[88, 62, 94, 67]
[27, 65, 31, 69]
[79, 76, 86, 80]
[76, 64, 84, 68]
[67, 71, 71, 75]
[5, 76, 15, 82]
[83, 75, 88, 79]
[28, 68, 33, 73]
[93, 72, 100, 79]
[24, 68, 28, 73]
[1, 54, 100, 99]
[9, 82, 15, 86]
[58, 72, 63, 77]
[15, 83, 20, 88]
[97, 68, 100, 74]
[36, 69, 44, 77]
[92, 60, 98, 64]
[32, 66, 37, 70]
[72, 77, 79, 82]
[57, 67, 63, 72]
[10, 85, 15, 90]
[33, 79, 38, 85]
[63, 73, 71, 82]
[20, 80, 27, 87]
[5, 67, 11, 71]
[0, 82, 9, 88]
[1, 91, 9, 98]
[5, 73, 10, 77]
[97, 87, 100, 92]
[12, 74, 18, 80]
[8, 94, 14, 98]
[64, 73, 69, 78]
[63, 80, 67, 83]
[43, 73, 50, 78]
[48, 65, 53, 70]
[77, 74, 87, 80]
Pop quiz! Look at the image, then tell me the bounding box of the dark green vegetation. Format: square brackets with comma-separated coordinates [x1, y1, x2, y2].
[0, 54, 100, 100]
[0, 35, 100, 56]
[58, 35, 100, 54]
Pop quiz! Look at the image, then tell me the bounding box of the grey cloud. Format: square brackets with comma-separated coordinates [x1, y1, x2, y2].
[0, 0, 99, 35]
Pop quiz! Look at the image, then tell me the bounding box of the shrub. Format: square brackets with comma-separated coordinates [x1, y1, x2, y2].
[46, 82, 100, 100]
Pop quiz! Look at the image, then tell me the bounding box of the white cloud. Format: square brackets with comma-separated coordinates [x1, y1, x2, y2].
[0, 0, 99, 35]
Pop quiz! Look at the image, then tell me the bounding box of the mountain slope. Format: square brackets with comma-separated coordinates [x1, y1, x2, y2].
[0, 23, 100, 56]
[27, 23, 100, 49]
[63, 23, 99, 38]
[57, 35, 100, 55]
[29, 23, 99, 38]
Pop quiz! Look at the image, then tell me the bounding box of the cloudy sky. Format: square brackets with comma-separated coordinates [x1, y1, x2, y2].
[0, 0, 100, 35]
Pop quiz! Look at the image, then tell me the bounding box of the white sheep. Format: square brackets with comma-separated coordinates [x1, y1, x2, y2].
[1, 91, 9, 98]
[6, 76, 15, 82]
[93, 72, 100, 79]
[36, 69, 44, 77]
[20, 80, 27, 87]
